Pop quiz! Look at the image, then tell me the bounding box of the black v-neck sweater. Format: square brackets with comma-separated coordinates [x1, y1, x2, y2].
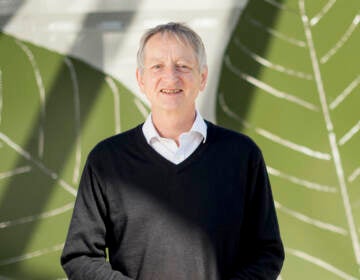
[61, 121, 284, 280]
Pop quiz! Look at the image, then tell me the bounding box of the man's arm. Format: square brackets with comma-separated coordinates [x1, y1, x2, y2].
[230, 148, 285, 280]
[61, 157, 133, 280]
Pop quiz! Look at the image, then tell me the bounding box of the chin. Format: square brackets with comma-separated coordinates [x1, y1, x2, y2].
[157, 103, 184, 113]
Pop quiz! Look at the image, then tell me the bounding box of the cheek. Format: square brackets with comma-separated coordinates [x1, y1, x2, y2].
[142, 75, 155, 90]
[147, 75, 161, 89]
[188, 76, 203, 91]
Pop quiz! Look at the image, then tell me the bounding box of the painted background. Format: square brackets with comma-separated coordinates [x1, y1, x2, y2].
[0, 0, 359, 279]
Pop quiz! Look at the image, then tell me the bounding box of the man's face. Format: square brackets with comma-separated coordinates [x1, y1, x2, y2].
[136, 33, 208, 115]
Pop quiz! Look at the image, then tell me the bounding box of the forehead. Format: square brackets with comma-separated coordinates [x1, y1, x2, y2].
[143, 32, 197, 61]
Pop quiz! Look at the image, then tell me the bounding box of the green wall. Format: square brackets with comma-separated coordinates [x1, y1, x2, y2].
[0, 32, 147, 279]
[217, 0, 360, 279]
[0, 0, 359, 279]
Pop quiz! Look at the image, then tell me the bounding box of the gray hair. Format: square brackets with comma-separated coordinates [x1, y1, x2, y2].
[137, 22, 207, 71]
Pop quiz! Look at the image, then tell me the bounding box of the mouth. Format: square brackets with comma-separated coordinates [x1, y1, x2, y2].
[160, 89, 183, 95]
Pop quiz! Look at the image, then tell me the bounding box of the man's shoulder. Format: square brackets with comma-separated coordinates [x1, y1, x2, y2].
[206, 121, 260, 151]
[87, 123, 143, 161]
[205, 121, 264, 163]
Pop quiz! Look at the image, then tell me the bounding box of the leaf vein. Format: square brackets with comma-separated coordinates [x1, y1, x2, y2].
[105, 76, 121, 134]
[264, 0, 299, 15]
[64, 57, 82, 185]
[349, 167, 360, 183]
[14, 40, 46, 159]
[275, 201, 347, 235]
[234, 38, 313, 80]
[0, 244, 64, 266]
[330, 75, 360, 110]
[134, 98, 149, 120]
[310, 0, 337, 26]
[286, 248, 358, 280]
[268, 166, 336, 193]
[219, 93, 330, 160]
[245, 15, 306, 48]
[0, 202, 74, 229]
[339, 120, 360, 146]
[0, 132, 77, 196]
[321, 14, 360, 64]
[0, 166, 32, 180]
[224, 55, 319, 111]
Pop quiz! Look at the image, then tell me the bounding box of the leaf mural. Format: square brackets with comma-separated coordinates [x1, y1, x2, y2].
[217, 0, 359, 279]
[0, 32, 149, 279]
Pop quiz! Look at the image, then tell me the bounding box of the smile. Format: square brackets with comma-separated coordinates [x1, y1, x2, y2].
[160, 89, 183, 94]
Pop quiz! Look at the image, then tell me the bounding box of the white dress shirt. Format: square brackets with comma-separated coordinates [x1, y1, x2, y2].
[142, 111, 207, 164]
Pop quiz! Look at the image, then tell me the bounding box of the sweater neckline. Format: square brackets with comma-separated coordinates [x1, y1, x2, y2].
[135, 121, 214, 172]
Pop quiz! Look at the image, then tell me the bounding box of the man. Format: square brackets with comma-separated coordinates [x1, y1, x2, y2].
[61, 22, 284, 279]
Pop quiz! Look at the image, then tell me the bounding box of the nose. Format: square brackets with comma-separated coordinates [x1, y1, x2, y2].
[162, 65, 179, 82]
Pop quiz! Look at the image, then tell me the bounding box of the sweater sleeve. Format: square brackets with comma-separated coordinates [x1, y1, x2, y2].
[229, 148, 285, 280]
[61, 156, 133, 280]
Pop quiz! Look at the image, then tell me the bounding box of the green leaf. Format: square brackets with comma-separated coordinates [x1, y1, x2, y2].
[0, 32, 148, 279]
[217, 0, 360, 279]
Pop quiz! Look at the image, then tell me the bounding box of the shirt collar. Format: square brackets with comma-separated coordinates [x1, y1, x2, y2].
[142, 110, 207, 144]
[191, 110, 207, 143]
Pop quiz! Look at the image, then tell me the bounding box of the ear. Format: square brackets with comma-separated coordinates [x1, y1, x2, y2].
[199, 66, 208, 92]
[136, 68, 145, 93]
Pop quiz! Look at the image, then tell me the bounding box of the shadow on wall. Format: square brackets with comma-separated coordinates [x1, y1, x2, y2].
[0, 0, 24, 27]
[216, 0, 281, 130]
[0, 2, 143, 279]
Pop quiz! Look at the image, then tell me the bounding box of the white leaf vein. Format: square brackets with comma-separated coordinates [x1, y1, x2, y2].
[105, 76, 121, 134]
[349, 167, 360, 183]
[264, 0, 299, 15]
[134, 98, 149, 120]
[63, 57, 82, 185]
[310, 0, 337, 26]
[0, 132, 77, 196]
[268, 166, 336, 193]
[219, 92, 330, 160]
[0, 202, 74, 229]
[0, 166, 32, 180]
[286, 248, 358, 280]
[14, 40, 46, 159]
[275, 201, 347, 235]
[0, 243, 64, 266]
[321, 14, 360, 64]
[225, 55, 319, 111]
[330, 75, 360, 110]
[234, 38, 313, 80]
[339, 120, 360, 146]
[245, 16, 306, 48]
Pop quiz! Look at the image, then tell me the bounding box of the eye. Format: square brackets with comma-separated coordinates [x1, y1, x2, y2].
[151, 64, 162, 70]
[177, 64, 191, 72]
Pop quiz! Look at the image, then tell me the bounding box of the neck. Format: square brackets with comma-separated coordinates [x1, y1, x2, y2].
[151, 108, 196, 145]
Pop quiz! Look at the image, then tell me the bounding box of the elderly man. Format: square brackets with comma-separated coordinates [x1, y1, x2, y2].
[61, 22, 284, 280]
